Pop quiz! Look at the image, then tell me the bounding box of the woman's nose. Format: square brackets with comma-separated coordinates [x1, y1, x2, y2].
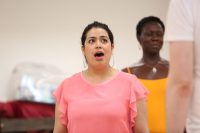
[95, 40, 102, 48]
[151, 34, 160, 41]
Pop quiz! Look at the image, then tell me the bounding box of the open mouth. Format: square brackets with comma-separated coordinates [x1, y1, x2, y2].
[94, 52, 104, 60]
[94, 52, 104, 57]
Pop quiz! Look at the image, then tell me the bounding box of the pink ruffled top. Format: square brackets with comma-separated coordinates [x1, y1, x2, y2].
[53, 71, 149, 133]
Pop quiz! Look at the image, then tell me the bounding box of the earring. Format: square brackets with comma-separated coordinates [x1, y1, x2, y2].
[82, 56, 87, 68]
[138, 44, 141, 50]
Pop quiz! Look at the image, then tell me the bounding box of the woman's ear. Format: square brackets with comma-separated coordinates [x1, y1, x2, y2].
[137, 36, 143, 48]
[111, 44, 114, 49]
[111, 44, 114, 54]
[137, 35, 141, 43]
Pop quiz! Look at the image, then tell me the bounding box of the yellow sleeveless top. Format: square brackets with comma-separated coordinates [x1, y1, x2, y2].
[127, 68, 167, 133]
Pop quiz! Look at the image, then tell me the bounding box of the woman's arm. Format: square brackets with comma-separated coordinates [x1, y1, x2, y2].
[133, 99, 149, 133]
[166, 42, 193, 133]
[53, 102, 67, 133]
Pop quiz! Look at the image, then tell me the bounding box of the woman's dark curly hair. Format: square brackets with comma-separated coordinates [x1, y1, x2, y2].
[81, 21, 114, 47]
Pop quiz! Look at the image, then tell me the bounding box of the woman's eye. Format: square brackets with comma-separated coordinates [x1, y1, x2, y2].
[144, 32, 152, 37]
[88, 39, 95, 44]
[144, 32, 163, 37]
[156, 32, 163, 37]
[101, 39, 108, 43]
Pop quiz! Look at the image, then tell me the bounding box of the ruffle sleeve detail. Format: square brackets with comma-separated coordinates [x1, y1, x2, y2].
[129, 75, 149, 127]
[129, 88, 137, 128]
[53, 80, 68, 127]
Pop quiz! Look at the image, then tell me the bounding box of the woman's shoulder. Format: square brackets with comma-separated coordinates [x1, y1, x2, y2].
[60, 72, 82, 85]
[121, 61, 144, 74]
[157, 58, 169, 72]
[55, 72, 83, 94]
[118, 71, 138, 81]
[160, 58, 169, 66]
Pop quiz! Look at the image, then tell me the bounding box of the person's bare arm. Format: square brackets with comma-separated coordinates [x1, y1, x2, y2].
[166, 41, 193, 133]
[53, 103, 67, 133]
[133, 99, 149, 133]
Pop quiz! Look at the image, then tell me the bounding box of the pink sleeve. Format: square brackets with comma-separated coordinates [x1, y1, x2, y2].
[53, 80, 68, 127]
[132, 75, 149, 101]
[129, 75, 149, 127]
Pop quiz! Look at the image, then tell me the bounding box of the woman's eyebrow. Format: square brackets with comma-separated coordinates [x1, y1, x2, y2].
[86, 36, 96, 39]
[100, 36, 109, 38]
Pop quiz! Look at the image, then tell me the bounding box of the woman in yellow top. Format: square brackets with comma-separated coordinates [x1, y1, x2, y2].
[122, 16, 169, 133]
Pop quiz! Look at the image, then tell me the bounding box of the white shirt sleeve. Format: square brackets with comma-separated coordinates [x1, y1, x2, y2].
[164, 0, 194, 42]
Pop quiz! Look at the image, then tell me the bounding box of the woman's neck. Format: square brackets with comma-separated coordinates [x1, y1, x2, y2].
[83, 66, 117, 84]
[86, 65, 113, 76]
[142, 53, 161, 65]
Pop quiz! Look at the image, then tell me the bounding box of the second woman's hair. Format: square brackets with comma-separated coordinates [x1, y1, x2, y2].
[136, 16, 165, 38]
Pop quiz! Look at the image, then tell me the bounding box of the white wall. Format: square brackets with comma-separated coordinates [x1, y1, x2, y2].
[0, 0, 169, 101]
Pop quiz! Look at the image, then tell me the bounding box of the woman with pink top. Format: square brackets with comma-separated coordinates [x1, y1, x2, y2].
[53, 21, 149, 133]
